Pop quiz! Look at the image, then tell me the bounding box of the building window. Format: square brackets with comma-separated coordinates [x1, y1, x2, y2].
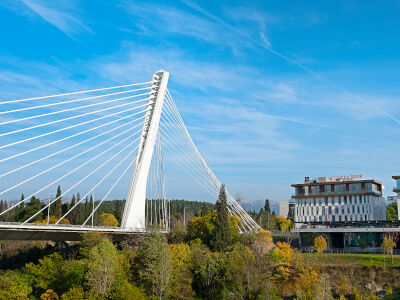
[357, 206, 360, 214]
[328, 206, 332, 214]
[354, 197, 357, 204]
[335, 206, 339, 214]
[332, 215, 336, 222]
[325, 197, 328, 205]
[359, 195, 362, 202]
[311, 207, 314, 215]
[322, 207, 325, 215]
[344, 196, 347, 204]
[364, 195, 366, 203]
[362, 206, 365, 213]
[338, 196, 342, 205]
[339, 215, 342, 221]
[349, 196, 352, 204]
[319, 198, 322, 205]
[313, 198, 316, 205]
[347, 207, 350, 213]
[342, 206, 345, 214]
[352, 205, 355, 213]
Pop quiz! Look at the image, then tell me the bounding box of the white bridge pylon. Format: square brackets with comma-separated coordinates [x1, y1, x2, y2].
[121, 71, 169, 231]
[0, 70, 259, 234]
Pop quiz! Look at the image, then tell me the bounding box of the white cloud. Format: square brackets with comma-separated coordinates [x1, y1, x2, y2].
[3, 0, 90, 37]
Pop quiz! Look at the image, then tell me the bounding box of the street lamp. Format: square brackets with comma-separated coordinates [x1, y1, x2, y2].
[183, 207, 189, 231]
[47, 194, 52, 225]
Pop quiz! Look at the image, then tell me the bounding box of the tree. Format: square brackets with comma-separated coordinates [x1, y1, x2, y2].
[276, 216, 290, 231]
[273, 242, 294, 280]
[14, 196, 44, 222]
[114, 200, 123, 224]
[40, 289, 59, 300]
[69, 194, 76, 225]
[84, 197, 89, 220]
[86, 239, 128, 299]
[0, 270, 32, 299]
[264, 198, 271, 214]
[386, 204, 398, 221]
[168, 243, 194, 299]
[201, 204, 210, 216]
[211, 184, 231, 251]
[54, 185, 62, 219]
[381, 232, 399, 264]
[136, 227, 172, 299]
[252, 228, 274, 254]
[20, 193, 25, 210]
[60, 287, 85, 300]
[75, 193, 82, 224]
[314, 236, 328, 254]
[99, 213, 119, 227]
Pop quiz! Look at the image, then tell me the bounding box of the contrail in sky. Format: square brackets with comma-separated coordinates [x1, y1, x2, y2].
[180, 0, 400, 126]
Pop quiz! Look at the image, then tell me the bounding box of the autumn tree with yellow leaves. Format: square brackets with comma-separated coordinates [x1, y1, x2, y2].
[314, 236, 328, 254]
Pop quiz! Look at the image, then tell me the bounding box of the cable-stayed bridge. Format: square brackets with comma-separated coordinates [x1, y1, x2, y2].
[0, 70, 259, 240]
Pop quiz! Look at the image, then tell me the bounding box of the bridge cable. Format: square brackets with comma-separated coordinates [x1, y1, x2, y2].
[0, 114, 144, 179]
[164, 91, 258, 230]
[0, 121, 145, 196]
[0, 91, 149, 132]
[0, 128, 143, 218]
[0, 107, 146, 163]
[0, 87, 150, 117]
[0, 102, 148, 149]
[23, 134, 142, 225]
[0, 81, 152, 105]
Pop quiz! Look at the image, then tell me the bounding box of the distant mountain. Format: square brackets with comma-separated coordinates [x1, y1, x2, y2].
[237, 198, 282, 215]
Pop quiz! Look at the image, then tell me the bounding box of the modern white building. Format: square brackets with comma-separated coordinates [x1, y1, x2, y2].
[292, 176, 386, 223]
[392, 175, 400, 219]
[279, 200, 289, 218]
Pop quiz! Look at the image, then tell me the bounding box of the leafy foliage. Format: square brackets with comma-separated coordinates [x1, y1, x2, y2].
[210, 184, 232, 251]
[314, 236, 328, 254]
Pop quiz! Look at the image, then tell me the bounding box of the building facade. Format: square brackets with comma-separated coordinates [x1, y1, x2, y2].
[279, 200, 289, 218]
[392, 175, 400, 219]
[292, 177, 386, 223]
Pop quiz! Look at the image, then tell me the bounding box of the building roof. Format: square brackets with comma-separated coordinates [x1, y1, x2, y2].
[291, 179, 382, 187]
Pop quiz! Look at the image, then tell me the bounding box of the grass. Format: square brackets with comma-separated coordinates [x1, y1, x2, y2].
[300, 253, 400, 268]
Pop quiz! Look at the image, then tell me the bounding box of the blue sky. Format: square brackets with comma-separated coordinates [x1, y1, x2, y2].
[0, 0, 400, 203]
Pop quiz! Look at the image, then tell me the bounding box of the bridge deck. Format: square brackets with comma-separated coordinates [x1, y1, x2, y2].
[0, 222, 146, 241]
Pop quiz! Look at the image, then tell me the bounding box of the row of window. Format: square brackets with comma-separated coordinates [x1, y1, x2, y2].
[296, 195, 371, 206]
[297, 215, 370, 222]
[296, 204, 371, 216]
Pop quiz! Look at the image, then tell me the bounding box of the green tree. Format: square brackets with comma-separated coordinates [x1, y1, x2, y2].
[211, 184, 232, 251]
[264, 198, 271, 213]
[75, 193, 82, 224]
[14, 196, 44, 222]
[25, 252, 85, 296]
[53, 185, 62, 219]
[136, 227, 172, 299]
[86, 239, 128, 299]
[0, 270, 32, 299]
[20, 193, 25, 211]
[169, 243, 194, 299]
[99, 213, 119, 227]
[201, 204, 210, 216]
[61, 286, 85, 300]
[69, 194, 76, 225]
[386, 203, 398, 220]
